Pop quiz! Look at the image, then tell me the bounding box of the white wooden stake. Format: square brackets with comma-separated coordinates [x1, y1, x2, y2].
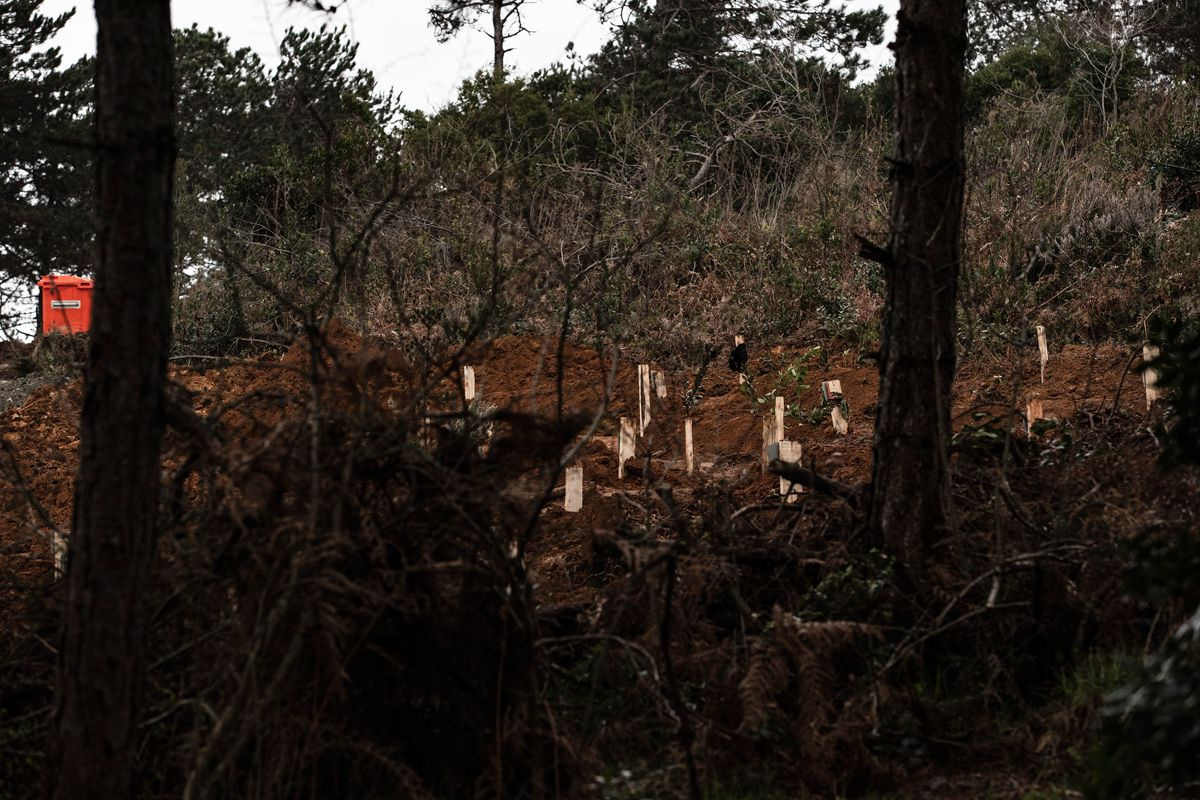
[830, 405, 848, 435]
[637, 364, 652, 434]
[1026, 398, 1044, 434]
[618, 416, 635, 480]
[1037, 325, 1048, 384]
[51, 530, 66, 578]
[564, 466, 583, 513]
[762, 414, 779, 472]
[463, 365, 476, 402]
[768, 440, 803, 503]
[1143, 344, 1161, 410]
[652, 369, 667, 399]
[822, 380, 847, 434]
[774, 395, 785, 441]
[684, 418, 694, 475]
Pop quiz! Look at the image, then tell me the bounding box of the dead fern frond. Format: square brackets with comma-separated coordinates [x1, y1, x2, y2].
[737, 605, 880, 736]
[739, 640, 790, 731]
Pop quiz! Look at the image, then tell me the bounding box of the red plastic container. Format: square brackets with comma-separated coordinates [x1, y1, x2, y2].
[37, 274, 94, 335]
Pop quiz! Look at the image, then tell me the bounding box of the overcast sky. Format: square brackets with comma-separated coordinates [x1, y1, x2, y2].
[40, 0, 896, 112]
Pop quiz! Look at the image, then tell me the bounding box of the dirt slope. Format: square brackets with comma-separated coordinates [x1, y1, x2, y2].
[0, 333, 1150, 584]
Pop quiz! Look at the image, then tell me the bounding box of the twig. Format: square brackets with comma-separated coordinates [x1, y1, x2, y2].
[767, 460, 861, 506]
[1108, 345, 1140, 420]
[881, 543, 1096, 675]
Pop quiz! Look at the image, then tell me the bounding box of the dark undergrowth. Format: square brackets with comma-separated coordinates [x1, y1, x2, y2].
[1, 325, 1195, 799]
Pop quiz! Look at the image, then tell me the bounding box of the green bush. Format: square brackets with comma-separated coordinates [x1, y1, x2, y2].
[1151, 114, 1200, 211]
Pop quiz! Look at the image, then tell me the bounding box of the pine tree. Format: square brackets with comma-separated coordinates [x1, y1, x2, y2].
[0, 0, 92, 282]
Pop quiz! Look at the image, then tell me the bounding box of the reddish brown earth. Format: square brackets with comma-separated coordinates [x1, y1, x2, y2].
[0, 332, 1150, 611]
[1, 330, 1151, 649]
[0, 327, 1175, 797]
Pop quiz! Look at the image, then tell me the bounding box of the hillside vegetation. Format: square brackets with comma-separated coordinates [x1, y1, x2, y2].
[2, 1, 1200, 798]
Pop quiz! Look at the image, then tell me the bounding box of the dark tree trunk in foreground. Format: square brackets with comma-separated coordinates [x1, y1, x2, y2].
[50, 1, 175, 797]
[492, 0, 505, 81]
[867, 0, 967, 570]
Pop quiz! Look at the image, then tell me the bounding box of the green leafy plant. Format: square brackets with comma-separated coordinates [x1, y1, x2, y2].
[744, 348, 819, 412]
[951, 412, 1009, 449]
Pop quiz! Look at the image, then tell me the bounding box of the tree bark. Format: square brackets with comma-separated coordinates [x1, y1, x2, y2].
[492, 0, 504, 81]
[489, 0, 507, 305]
[50, 1, 175, 797]
[867, 0, 967, 570]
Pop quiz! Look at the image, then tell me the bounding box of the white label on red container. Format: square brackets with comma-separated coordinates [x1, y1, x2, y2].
[51, 300, 81, 309]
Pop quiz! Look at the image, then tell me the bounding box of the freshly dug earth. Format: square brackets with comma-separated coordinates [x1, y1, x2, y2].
[0, 327, 1174, 796]
[0, 333, 1151, 612]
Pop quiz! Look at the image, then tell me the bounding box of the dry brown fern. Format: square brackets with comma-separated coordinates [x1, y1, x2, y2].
[737, 605, 879, 735]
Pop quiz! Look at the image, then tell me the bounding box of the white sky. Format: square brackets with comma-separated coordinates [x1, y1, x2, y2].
[38, 0, 608, 111]
[39, 0, 896, 112]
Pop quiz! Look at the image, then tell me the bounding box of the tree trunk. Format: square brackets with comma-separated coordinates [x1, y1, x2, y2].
[489, 0, 507, 303]
[50, 1, 175, 797]
[867, 0, 967, 570]
[492, 0, 504, 82]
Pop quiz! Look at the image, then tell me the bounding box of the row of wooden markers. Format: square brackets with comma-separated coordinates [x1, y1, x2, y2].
[447, 332, 1168, 515]
[562, 362, 849, 513]
[1026, 327, 1162, 431]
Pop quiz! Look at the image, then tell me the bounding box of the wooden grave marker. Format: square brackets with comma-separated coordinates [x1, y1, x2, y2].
[637, 364, 652, 434]
[564, 466, 583, 513]
[821, 380, 848, 435]
[1143, 344, 1161, 410]
[767, 440, 803, 503]
[684, 418, 695, 475]
[762, 414, 780, 472]
[1036, 325, 1049, 383]
[463, 365, 476, 402]
[1026, 398, 1044, 435]
[618, 416, 635, 479]
[652, 369, 667, 399]
[774, 395, 785, 441]
[51, 530, 66, 579]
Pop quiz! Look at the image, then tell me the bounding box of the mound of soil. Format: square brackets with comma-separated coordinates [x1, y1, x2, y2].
[0, 330, 1155, 600]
